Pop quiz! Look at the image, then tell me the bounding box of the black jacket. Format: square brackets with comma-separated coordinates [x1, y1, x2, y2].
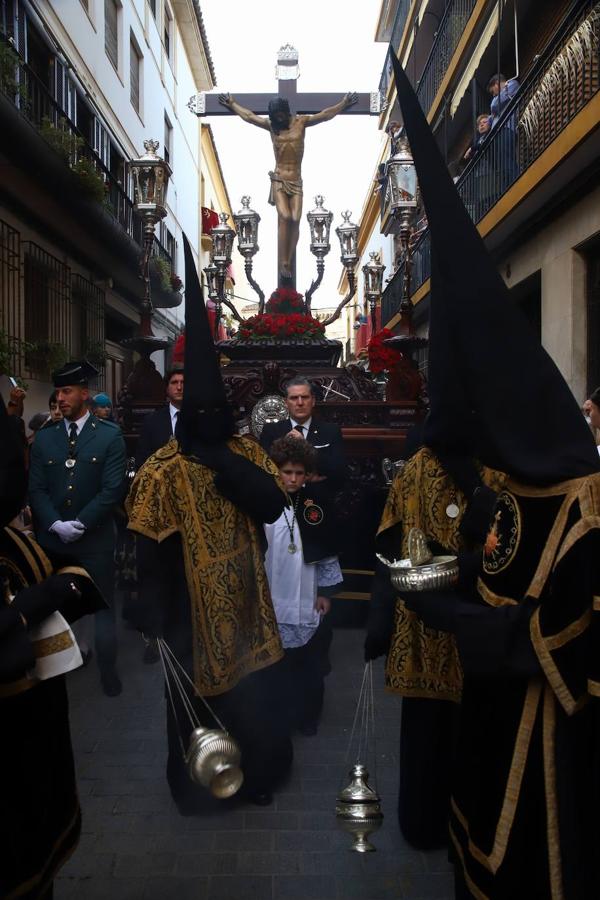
[260, 418, 346, 489]
[135, 405, 174, 469]
[283, 482, 341, 564]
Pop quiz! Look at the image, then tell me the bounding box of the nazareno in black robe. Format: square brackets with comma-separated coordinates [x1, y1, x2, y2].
[0, 526, 105, 899]
[450, 475, 600, 900]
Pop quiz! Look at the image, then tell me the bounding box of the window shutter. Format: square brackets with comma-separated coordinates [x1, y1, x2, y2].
[105, 0, 118, 69]
[130, 40, 139, 111]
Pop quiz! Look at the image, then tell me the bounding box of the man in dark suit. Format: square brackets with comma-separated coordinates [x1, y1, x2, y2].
[135, 368, 183, 469]
[28, 361, 127, 696]
[259, 376, 346, 489]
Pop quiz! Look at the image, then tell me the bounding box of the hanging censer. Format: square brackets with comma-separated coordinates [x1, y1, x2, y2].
[157, 638, 244, 799]
[335, 661, 383, 852]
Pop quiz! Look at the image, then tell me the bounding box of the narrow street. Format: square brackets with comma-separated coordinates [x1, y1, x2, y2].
[56, 616, 454, 900]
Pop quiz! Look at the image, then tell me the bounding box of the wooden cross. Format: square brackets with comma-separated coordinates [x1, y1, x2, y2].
[187, 45, 383, 119]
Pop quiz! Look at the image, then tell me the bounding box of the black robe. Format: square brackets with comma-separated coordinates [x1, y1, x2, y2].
[450, 475, 600, 899]
[127, 437, 293, 810]
[0, 527, 104, 899]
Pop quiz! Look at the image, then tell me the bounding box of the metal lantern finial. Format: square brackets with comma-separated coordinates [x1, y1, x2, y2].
[363, 251, 386, 331]
[131, 139, 172, 225]
[336, 210, 359, 269]
[307, 195, 333, 257]
[363, 251, 385, 300]
[203, 260, 219, 301]
[386, 135, 418, 216]
[211, 212, 236, 266]
[233, 196, 261, 258]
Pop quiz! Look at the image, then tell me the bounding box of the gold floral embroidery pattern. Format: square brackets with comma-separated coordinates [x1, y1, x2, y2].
[127, 437, 284, 696]
[380, 448, 506, 702]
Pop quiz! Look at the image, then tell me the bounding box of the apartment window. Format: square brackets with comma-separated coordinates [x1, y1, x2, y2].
[165, 227, 175, 266]
[148, 0, 156, 19]
[164, 113, 172, 165]
[104, 0, 118, 70]
[130, 36, 141, 113]
[164, 4, 172, 60]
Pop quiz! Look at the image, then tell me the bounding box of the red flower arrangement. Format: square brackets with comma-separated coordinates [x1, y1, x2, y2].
[265, 287, 305, 315]
[367, 328, 403, 373]
[170, 273, 183, 292]
[239, 313, 325, 341]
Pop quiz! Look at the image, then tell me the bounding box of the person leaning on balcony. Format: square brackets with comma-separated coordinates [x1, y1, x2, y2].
[487, 73, 520, 128]
[462, 114, 492, 164]
[487, 73, 520, 193]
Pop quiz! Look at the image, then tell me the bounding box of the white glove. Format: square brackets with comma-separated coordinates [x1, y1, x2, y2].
[50, 520, 86, 543]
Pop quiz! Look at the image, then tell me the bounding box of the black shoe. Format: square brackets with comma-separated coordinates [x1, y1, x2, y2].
[245, 790, 273, 807]
[143, 641, 160, 665]
[100, 669, 122, 697]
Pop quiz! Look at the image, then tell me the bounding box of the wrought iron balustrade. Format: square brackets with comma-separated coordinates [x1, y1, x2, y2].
[381, 0, 600, 321]
[378, 0, 413, 99]
[0, 38, 141, 248]
[415, 0, 477, 115]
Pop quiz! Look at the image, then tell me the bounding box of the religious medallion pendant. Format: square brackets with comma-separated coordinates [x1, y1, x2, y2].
[288, 543, 298, 554]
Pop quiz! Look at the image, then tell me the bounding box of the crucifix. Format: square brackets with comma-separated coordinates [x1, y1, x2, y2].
[188, 45, 384, 288]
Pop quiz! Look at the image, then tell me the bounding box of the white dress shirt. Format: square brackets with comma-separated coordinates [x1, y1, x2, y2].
[289, 416, 312, 435]
[169, 403, 180, 435]
[64, 410, 90, 436]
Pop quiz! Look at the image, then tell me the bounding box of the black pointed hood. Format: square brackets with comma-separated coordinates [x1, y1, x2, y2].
[389, 49, 598, 483]
[176, 234, 234, 451]
[0, 395, 27, 527]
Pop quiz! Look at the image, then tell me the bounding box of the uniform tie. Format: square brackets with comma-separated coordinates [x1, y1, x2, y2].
[294, 424, 305, 435]
[68, 422, 78, 446]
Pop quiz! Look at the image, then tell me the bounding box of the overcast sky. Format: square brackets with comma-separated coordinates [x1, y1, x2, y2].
[200, 0, 388, 310]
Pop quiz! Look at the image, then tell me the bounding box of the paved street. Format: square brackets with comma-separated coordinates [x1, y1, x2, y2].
[56, 613, 454, 900]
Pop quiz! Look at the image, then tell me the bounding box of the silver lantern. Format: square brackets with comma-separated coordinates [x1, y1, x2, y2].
[233, 196, 260, 258]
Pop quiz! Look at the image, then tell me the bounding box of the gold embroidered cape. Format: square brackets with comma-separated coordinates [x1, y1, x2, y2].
[126, 437, 284, 696]
[379, 447, 506, 702]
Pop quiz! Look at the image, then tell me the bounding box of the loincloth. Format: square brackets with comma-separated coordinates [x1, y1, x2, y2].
[268, 171, 303, 206]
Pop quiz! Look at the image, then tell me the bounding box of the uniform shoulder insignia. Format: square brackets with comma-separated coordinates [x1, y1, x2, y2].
[96, 418, 118, 429]
[154, 438, 179, 460]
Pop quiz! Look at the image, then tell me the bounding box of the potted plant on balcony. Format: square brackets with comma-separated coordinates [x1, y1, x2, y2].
[0, 43, 28, 106]
[39, 116, 84, 162]
[148, 257, 182, 305]
[71, 157, 107, 205]
[0, 329, 34, 380]
[27, 340, 69, 378]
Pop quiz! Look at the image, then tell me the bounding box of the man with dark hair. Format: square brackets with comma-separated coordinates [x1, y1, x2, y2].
[265, 435, 341, 736]
[49, 392, 63, 422]
[259, 376, 346, 489]
[28, 361, 127, 696]
[135, 368, 184, 469]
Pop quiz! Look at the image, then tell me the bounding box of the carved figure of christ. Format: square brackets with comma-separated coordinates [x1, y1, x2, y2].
[219, 92, 357, 282]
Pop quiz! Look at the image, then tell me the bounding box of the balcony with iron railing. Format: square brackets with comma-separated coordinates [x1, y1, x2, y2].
[378, 0, 413, 99]
[0, 36, 142, 249]
[381, 0, 600, 325]
[379, 0, 478, 116]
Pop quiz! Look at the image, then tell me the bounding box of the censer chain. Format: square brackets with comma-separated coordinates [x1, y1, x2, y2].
[340, 661, 379, 792]
[157, 638, 228, 734]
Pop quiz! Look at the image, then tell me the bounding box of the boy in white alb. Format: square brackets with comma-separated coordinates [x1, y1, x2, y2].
[264, 436, 342, 735]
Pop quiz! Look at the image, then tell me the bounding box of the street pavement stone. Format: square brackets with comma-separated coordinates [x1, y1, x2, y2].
[55, 613, 453, 899]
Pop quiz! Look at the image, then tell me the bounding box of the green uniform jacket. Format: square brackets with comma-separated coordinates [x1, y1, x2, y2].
[28, 416, 126, 595]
